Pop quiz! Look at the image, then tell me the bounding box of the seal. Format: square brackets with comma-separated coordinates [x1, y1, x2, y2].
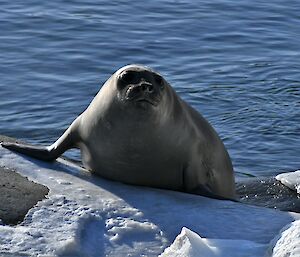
[1, 65, 235, 200]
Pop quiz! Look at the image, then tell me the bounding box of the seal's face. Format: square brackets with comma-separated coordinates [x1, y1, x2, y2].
[116, 66, 165, 108]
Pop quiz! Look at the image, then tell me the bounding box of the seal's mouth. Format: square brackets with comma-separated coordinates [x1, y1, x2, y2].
[135, 97, 158, 106]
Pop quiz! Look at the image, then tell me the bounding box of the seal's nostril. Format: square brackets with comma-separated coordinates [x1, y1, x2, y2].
[141, 84, 147, 91]
[141, 83, 153, 93]
[147, 85, 154, 93]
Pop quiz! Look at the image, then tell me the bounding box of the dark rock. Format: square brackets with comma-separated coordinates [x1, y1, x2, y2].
[0, 166, 49, 225]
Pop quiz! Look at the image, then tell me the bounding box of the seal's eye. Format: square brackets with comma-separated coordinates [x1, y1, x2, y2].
[154, 75, 164, 88]
[120, 71, 136, 84]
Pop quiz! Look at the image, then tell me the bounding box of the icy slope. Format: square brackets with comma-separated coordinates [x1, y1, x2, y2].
[0, 146, 299, 256]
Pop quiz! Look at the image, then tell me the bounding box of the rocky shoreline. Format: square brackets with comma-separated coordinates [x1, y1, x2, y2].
[0, 135, 49, 225]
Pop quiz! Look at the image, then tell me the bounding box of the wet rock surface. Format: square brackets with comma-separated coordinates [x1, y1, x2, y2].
[0, 135, 49, 225]
[0, 166, 49, 225]
[237, 177, 300, 213]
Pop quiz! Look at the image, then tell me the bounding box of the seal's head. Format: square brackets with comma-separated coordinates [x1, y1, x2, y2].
[116, 65, 165, 108]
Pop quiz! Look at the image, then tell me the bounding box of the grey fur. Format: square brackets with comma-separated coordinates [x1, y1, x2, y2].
[1, 65, 235, 199]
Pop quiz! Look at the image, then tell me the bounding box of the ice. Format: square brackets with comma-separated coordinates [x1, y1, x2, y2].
[159, 227, 266, 257]
[276, 170, 300, 194]
[267, 220, 300, 257]
[0, 146, 300, 256]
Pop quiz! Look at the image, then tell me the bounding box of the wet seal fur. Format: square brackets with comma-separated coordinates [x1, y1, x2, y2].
[1, 65, 235, 200]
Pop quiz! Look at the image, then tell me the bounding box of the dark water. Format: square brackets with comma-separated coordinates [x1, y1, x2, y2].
[0, 1, 299, 177]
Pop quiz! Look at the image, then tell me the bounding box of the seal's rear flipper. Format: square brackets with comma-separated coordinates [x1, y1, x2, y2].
[1, 142, 57, 162]
[1, 117, 80, 162]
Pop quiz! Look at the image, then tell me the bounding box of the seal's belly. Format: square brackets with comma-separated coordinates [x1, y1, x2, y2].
[81, 142, 184, 190]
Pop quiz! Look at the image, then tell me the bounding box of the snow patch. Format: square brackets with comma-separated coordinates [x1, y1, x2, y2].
[267, 220, 300, 257]
[159, 227, 266, 257]
[1, 146, 300, 256]
[276, 170, 300, 194]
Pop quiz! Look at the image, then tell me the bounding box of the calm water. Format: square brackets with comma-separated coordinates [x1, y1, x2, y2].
[0, 1, 299, 177]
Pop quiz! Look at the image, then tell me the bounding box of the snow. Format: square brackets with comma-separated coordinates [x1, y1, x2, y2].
[267, 220, 300, 257]
[0, 146, 300, 256]
[276, 170, 300, 194]
[159, 227, 266, 257]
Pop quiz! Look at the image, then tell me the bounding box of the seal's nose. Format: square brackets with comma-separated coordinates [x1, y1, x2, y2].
[141, 82, 154, 93]
[126, 81, 156, 100]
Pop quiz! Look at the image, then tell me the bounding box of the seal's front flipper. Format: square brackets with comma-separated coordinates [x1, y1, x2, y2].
[190, 185, 238, 202]
[1, 142, 57, 162]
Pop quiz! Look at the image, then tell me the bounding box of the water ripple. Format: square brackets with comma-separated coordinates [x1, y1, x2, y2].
[0, 0, 299, 176]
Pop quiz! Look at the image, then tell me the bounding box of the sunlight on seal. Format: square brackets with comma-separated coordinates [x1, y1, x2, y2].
[1, 65, 235, 200]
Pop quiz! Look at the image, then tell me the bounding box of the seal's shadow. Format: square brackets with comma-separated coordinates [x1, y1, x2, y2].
[24, 153, 300, 245]
[40, 154, 300, 214]
[2, 147, 299, 250]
